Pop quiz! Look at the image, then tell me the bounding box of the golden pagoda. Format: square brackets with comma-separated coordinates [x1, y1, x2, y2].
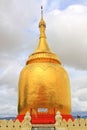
[18, 7, 71, 120]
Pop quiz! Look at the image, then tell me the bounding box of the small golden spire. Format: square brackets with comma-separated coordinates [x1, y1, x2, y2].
[39, 6, 46, 38]
[35, 6, 50, 52]
[41, 6, 43, 19]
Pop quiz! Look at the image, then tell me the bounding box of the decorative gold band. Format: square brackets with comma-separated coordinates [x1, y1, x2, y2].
[26, 58, 61, 65]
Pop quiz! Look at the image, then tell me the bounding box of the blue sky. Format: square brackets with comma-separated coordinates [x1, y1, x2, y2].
[43, 0, 87, 11]
[0, 0, 87, 117]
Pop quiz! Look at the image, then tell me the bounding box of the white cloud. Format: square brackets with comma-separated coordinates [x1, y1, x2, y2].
[65, 66, 87, 112]
[46, 5, 87, 70]
[0, 0, 41, 54]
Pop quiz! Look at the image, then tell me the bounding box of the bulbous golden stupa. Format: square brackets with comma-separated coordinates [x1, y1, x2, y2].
[18, 7, 71, 116]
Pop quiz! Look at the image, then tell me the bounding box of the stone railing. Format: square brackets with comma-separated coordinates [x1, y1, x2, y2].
[0, 111, 87, 130]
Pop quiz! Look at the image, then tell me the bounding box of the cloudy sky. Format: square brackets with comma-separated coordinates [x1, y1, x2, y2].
[0, 0, 87, 117]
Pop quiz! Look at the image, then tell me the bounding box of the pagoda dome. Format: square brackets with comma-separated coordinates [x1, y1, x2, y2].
[18, 8, 71, 116]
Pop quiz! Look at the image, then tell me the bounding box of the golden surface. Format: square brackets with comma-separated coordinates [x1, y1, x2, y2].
[18, 13, 71, 115]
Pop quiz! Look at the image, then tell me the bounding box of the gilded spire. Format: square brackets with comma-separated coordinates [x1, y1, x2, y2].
[35, 6, 50, 52]
[26, 6, 61, 65]
[39, 6, 46, 38]
[41, 6, 43, 19]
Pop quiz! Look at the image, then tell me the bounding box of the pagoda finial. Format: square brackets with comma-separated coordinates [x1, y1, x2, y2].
[41, 6, 43, 19]
[39, 6, 46, 38]
[35, 6, 50, 52]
